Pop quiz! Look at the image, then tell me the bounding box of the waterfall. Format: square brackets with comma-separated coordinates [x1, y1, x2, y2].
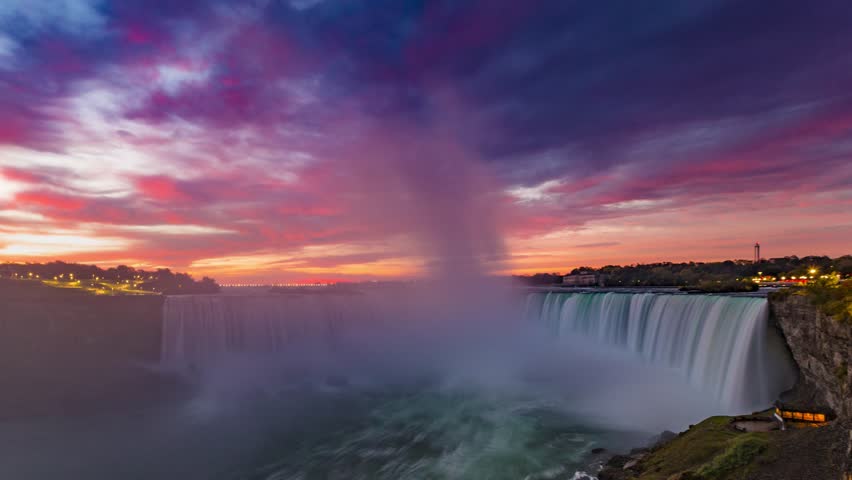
[161, 295, 358, 369]
[525, 292, 795, 412]
[161, 291, 795, 414]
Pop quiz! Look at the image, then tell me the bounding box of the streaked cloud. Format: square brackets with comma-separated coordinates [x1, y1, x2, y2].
[0, 34, 16, 69]
[87, 223, 237, 235]
[0, 0, 105, 35]
[0, 231, 130, 256]
[0, 0, 850, 280]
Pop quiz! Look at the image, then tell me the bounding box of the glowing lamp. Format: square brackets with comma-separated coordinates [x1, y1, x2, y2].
[777, 408, 829, 424]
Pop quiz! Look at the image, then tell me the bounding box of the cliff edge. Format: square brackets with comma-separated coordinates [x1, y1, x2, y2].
[0, 280, 185, 419]
[769, 291, 851, 419]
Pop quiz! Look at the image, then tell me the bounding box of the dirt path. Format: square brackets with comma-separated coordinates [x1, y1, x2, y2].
[749, 420, 850, 480]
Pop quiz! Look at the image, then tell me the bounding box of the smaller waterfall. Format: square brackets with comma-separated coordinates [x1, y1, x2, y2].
[161, 295, 359, 369]
[526, 292, 796, 412]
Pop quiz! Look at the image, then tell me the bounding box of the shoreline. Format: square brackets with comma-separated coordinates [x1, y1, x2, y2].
[593, 413, 850, 480]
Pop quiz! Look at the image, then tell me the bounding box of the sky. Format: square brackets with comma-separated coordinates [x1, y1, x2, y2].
[1, 0, 851, 282]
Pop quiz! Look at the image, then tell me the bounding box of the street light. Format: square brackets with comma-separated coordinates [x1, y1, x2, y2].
[809, 268, 817, 275]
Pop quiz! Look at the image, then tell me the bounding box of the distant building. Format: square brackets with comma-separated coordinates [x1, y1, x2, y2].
[563, 271, 607, 287]
[754, 242, 761, 263]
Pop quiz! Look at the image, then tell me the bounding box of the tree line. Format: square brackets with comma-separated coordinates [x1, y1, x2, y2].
[514, 255, 852, 287]
[0, 261, 220, 295]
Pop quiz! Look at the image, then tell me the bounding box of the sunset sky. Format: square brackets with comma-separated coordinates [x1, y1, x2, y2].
[1, 0, 851, 282]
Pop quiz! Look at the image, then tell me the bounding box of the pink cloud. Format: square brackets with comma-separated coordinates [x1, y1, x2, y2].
[0, 1, 850, 282]
[2, 167, 42, 184]
[135, 176, 191, 202]
[0, 121, 26, 145]
[124, 24, 158, 45]
[14, 191, 87, 211]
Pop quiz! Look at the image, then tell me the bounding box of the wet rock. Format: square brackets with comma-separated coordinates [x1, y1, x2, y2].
[591, 447, 606, 454]
[596, 450, 645, 480]
[563, 473, 595, 480]
[653, 430, 677, 447]
[604, 455, 632, 469]
[597, 468, 633, 480]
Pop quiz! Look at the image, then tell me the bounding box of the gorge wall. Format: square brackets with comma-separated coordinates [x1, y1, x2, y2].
[769, 292, 852, 418]
[0, 281, 177, 419]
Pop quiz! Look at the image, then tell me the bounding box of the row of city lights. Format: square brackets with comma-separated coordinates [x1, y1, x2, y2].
[10, 272, 154, 280]
[750, 268, 843, 283]
[5, 272, 154, 290]
[221, 283, 334, 288]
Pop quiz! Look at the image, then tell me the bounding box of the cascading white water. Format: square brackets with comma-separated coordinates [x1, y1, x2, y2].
[525, 292, 796, 412]
[161, 294, 360, 369]
[162, 291, 795, 414]
[147, 290, 800, 479]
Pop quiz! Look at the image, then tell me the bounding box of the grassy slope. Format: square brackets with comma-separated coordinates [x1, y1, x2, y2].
[633, 417, 775, 480]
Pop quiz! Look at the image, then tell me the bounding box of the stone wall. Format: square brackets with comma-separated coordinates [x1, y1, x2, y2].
[769, 293, 852, 418]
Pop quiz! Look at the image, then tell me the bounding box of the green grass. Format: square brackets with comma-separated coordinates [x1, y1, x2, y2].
[632, 417, 774, 480]
[0, 278, 159, 297]
[804, 278, 852, 324]
[41, 279, 157, 296]
[695, 435, 769, 479]
[769, 278, 852, 324]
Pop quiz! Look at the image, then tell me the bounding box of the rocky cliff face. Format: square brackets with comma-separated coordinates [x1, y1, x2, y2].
[769, 293, 852, 418]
